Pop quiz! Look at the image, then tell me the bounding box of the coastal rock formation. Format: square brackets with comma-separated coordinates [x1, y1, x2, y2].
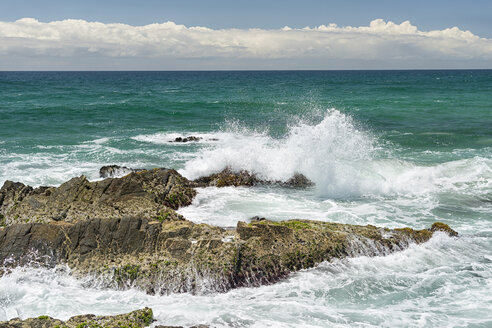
[194, 168, 314, 188]
[0, 308, 154, 328]
[0, 216, 457, 294]
[0, 169, 195, 225]
[99, 165, 143, 178]
[0, 167, 458, 296]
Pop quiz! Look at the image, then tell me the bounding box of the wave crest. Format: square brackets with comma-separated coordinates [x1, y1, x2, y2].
[180, 109, 491, 199]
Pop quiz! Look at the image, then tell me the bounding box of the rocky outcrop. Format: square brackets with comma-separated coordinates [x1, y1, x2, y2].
[194, 168, 260, 187]
[0, 166, 459, 296]
[0, 169, 195, 225]
[99, 165, 143, 178]
[194, 168, 314, 188]
[171, 136, 202, 143]
[0, 308, 154, 328]
[0, 216, 457, 294]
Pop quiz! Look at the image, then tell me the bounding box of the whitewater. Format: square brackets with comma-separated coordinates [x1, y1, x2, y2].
[0, 70, 491, 327]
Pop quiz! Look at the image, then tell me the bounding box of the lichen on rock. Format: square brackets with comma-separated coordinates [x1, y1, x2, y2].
[0, 307, 153, 328]
[0, 215, 457, 295]
[0, 168, 196, 225]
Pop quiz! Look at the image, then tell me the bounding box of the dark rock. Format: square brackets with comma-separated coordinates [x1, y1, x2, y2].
[283, 173, 314, 187]
[250, 216, 266, 222]
[171, 136, 202, 143]
[0, 168, 196, 225]
[194, 168, 260, 187]
[99, 165, 143, 178]
[194, 168, 314, 188]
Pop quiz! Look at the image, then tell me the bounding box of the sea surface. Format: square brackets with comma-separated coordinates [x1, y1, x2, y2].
[0, 70, 491, 327]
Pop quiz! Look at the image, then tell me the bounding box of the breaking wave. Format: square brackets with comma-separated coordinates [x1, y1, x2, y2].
[180, 109, 492, 199]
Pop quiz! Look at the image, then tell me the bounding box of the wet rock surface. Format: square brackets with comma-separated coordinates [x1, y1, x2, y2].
[0, 215, 457, 294]
[0, 168, 195, 225]
[0, 308, 153, 328]
[194, 168, 260, 187]
[194, 168, 314, 188]
[171, 136, 202, 143]
[0, 167, 458, 296]
[99, 165, 143, 178]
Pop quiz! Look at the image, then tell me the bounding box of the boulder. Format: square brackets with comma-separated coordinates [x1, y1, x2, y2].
[0, 168, 196, 225]
[283, 173, 314, 187]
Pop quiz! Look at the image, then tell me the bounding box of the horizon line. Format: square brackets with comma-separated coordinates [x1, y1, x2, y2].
[1, 68, 492, 72]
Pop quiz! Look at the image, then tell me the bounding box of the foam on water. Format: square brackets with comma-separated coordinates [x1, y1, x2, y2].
[132, 132, 225, 145]
[1, 234, 490, 327]
[179, 109, 492, 199]
[0, 136, 187, 187]
[177, 186, 435, 228]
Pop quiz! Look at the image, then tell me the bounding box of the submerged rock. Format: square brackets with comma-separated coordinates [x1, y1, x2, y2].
[99, 165, 143, 178]
[194, 168, 314, 188]
[0, 215, 457, 294]
[0, 168, 195, 225]
[0, 308, 154, 328]
[171, 136, 202, 143]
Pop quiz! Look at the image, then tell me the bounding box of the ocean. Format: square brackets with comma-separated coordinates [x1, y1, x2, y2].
[0, 70, 491, 327]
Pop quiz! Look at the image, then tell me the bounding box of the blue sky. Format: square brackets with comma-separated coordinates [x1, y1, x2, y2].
[0, 0, 491, 70]
[2, 0, 491, 37]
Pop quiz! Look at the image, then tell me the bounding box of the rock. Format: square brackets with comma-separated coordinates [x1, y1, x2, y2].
[0, 308, 153, 328]
[171, 136, 202, 143]
[249, 216, 266, 222]
[0, 168, 196, 225]
[0, 215, 457, 294]
[99, 165, 143, 178]
[194, 168, 259, 187]
[430, 221, 459, 237]
[283, 173, 314, 187]
[0, 181, 34, 217]
[194, 168, 314, 188]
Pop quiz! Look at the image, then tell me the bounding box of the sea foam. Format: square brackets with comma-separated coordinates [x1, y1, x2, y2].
[179, 109, 492, 199]
[1, 234, 490, 327]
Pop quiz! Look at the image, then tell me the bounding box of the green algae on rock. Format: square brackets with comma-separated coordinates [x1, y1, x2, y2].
[0, 216, 457, 295]
[0, 168, 195, 225]
[0, 308, 153, 328]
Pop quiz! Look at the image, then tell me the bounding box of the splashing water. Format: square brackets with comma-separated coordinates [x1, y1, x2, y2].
[1, 234, 490, 327]
[180, 109, 491, 200]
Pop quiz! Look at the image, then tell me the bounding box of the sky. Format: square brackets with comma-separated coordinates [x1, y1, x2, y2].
[0, 0, 491, 70]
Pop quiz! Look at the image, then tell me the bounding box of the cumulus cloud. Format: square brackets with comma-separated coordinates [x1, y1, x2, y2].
[0, 18, 491, 69]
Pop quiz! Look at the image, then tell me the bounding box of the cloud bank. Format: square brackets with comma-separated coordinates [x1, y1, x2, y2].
[1, 18, 491, 69]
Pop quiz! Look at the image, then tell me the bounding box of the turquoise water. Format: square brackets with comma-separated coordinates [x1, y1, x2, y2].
[0, 71, 491, 327]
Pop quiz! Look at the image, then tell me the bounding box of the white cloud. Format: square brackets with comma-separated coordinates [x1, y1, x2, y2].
[0, 18, 491, 69]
